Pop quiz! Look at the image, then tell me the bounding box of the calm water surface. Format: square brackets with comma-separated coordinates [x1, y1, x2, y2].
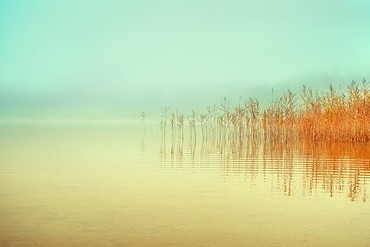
[0, 120, 369, 246]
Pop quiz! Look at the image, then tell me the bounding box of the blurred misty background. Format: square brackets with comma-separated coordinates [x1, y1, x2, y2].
[1, 0, 369, 120]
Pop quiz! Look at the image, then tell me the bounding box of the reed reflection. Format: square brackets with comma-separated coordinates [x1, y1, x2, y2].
[156, 115, 369, 202]
[299, 140, 370, 202]
[155, 81, 370, 201]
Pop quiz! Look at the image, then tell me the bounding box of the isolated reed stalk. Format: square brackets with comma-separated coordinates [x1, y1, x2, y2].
[177, 113, 185, 154]
[140, 111, 146, 133]
[186, 110, 198, 153]
[159, 106, 170, 154]
[170, 112, 176, 154]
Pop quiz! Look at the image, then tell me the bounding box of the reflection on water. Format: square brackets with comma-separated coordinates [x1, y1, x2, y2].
[299, 141, 369, 202]
[159, 123, 370, 203]
[1, 120, 370, 246]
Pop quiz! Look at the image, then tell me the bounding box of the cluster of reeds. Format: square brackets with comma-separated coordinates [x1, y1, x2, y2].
[153, 80, 370, 201]
[299, 79, 370, 142]
[158, 96, 267, 156]
[159, 79, 370, 152]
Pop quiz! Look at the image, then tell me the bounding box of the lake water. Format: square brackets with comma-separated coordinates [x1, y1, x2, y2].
[1, 120, 369, 246]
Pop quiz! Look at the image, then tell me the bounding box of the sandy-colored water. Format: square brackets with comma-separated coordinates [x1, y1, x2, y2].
[0, 120, 369, 246]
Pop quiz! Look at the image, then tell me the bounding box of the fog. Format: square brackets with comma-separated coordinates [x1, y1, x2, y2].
[1, 1, 369, 120]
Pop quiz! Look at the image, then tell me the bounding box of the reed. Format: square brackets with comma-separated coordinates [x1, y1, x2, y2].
[159, 106, 170, 154]
[153, 82, 370, 201]
[156, 78, 370, 155]
[298, 79, 370, 143]
[140, 111, 146, 133]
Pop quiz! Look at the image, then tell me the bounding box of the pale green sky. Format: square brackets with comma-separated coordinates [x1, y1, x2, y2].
[1, 0, 369, 119]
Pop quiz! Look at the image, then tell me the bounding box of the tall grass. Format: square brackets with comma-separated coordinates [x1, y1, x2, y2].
[299, 79, 370, 142]
[152, 79, 370, 201]
[155, 78, 370, 158]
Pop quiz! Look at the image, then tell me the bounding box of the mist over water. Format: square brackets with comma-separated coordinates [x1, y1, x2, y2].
[1, 1, 370, 246]
[1, 1, 369, 119]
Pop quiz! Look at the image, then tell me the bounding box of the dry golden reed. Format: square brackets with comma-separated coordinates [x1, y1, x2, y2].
[154, 79, 370, 201]
[158, 79, 370, 150]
